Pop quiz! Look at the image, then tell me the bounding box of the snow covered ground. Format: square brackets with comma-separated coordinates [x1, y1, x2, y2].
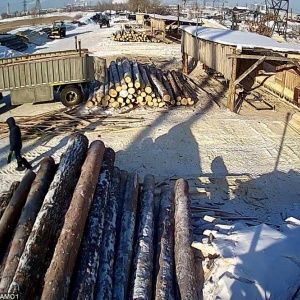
[1, 13, 300, 299]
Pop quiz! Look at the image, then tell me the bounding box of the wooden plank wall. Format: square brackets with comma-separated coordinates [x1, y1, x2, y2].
[181, 31, 235, 80]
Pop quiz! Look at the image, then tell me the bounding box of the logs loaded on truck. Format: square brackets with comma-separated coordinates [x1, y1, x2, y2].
[0, 133, 202, 300]
[87, 57, 195, 109]
[0, 49, 106, 107]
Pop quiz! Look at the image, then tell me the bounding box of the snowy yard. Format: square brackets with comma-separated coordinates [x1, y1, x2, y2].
[1, 13, 300, 299]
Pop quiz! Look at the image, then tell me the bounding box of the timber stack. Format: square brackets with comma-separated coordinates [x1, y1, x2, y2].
[86, 57, 195, 109]
[111, 29, 161, 43]
[0, 133, 201, 300]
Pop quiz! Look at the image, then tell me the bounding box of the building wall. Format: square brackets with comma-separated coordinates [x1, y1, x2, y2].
[181, 31, 236, 80]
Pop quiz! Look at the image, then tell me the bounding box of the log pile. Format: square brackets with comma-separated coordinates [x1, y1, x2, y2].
[112, 29, 161, 43]
[0, 133, 201, 300]
[87, 58, 195, 109]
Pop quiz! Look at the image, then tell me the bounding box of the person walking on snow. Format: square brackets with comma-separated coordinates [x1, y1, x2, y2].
[6, 117, 32, 171]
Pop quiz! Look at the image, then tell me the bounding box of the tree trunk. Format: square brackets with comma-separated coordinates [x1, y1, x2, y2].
[108, 68, 117, 98]
[113, 172, 139, 300]
[132, 59, 144, 89]
[121, 58, 132, 84]
[0, 170, 36, 255]
[41, 140, 105, 300]
[155, 185, 176, 300]
[110, 61, 121, 91]
[172, 71, 191, 101]
[0, 181, 20, 220]
[94, 166, 121, 300]
[167, 71, 180, 100]
[69, 147, 115, 300]
[146, 68, 170, 102]
[8, 133, 89, 300]
[0, 157, 55, 293]
[132, 174, 155, 300]
[174, 179, 199, 300]
[161, 71, 175, 102]
[115, 170, 128, 252]
[116, 57, 127, 90]
[139, 65, 152, 94]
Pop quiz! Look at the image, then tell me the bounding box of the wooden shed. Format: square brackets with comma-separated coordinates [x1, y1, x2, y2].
[180, 25, 300, 111]
[150, 14, 198, 39]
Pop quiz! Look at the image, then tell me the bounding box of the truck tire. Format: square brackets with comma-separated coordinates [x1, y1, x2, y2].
[60, 86, 84, 107]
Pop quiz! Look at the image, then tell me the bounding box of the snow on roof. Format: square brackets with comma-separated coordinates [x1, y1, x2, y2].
[181, 25, 300, 53]
[149, 14, 197, 24]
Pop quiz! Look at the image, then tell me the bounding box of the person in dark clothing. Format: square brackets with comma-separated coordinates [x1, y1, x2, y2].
[6, 117, 32, 171]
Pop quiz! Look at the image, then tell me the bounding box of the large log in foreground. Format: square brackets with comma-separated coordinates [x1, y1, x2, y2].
[155, 185, 175, 300]
[94, 167, 121, 300]
[9, 133, 89, 300]
[113, 172, 139, 300]
[0, 181, 20, 220]
[41, 140, 105, 300]
[132, 174, 155, 300]
[0, 157, 55, 293]
[69, 147, 115, 300]
[174, 179, 199, 300]
[0, 170, 36, 255]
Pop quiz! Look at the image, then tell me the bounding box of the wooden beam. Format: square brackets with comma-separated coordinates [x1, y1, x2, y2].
[234, 56, 266, 85]
[227, 56, 238, 112]
[227, 54, 293, 62]
[182, 52, 188, 75]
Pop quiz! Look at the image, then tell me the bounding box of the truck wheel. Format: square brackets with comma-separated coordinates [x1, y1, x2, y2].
[60, 86, 84, 107]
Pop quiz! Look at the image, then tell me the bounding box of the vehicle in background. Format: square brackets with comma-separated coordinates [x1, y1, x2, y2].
[0, 49, 106, 107]
[48, 21, 67, 39]
[98, 15, 110, 28]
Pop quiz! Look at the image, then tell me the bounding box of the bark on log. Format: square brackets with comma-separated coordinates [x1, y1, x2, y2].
[139, 65, 152, 94]
[167, 71, 180, 99]
[108, 68, 117, 98]
[113, 172, 139, 300]
[8, 133, 89, 300]
[0, 170, 36, 255]
[0, 182, 20, 220]
[161, 71, 175, 102]
[155, 185, 176, 300]
[69, 147, 115, 300]
[174, 179, 199, 300]
[94, 167, 121, 300]
[121, 58, 132, 84]
[132, 59, 144, 89]
[41, 140, 105, 300]
[146, 68, 170, 102]
[116, 57, 127, 90]
[0, 157, 55, 293]
[132, 174, 155, 300]
[115, 170, 128, 252]
[172, 71, 191, 101]
[110, 61, 121, 91]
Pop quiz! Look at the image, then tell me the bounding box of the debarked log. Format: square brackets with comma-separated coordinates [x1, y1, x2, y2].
[0, 170, 36, 255]
[0, 157, 55, 293]
[8, 133, 89, 300]
[41, 140, 105, 300]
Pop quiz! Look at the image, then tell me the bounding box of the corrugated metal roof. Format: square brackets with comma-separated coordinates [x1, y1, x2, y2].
[180, 25, 300, 53]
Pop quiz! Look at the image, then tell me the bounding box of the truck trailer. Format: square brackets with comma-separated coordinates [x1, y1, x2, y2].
[0, 49, 106, 107]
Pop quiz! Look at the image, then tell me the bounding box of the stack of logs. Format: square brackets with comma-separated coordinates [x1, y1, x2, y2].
[0, 133, 201, 300]
[111, 29, 161, 43]
[87, 57, 195, 109]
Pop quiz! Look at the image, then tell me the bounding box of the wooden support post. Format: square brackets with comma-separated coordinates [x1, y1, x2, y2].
[234, 56, 266, 86]
[182, 52, 188, 75]
[227, 57, 238, 112]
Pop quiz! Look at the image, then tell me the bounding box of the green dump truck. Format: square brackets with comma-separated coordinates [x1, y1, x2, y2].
[0, 49, 106, 107]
